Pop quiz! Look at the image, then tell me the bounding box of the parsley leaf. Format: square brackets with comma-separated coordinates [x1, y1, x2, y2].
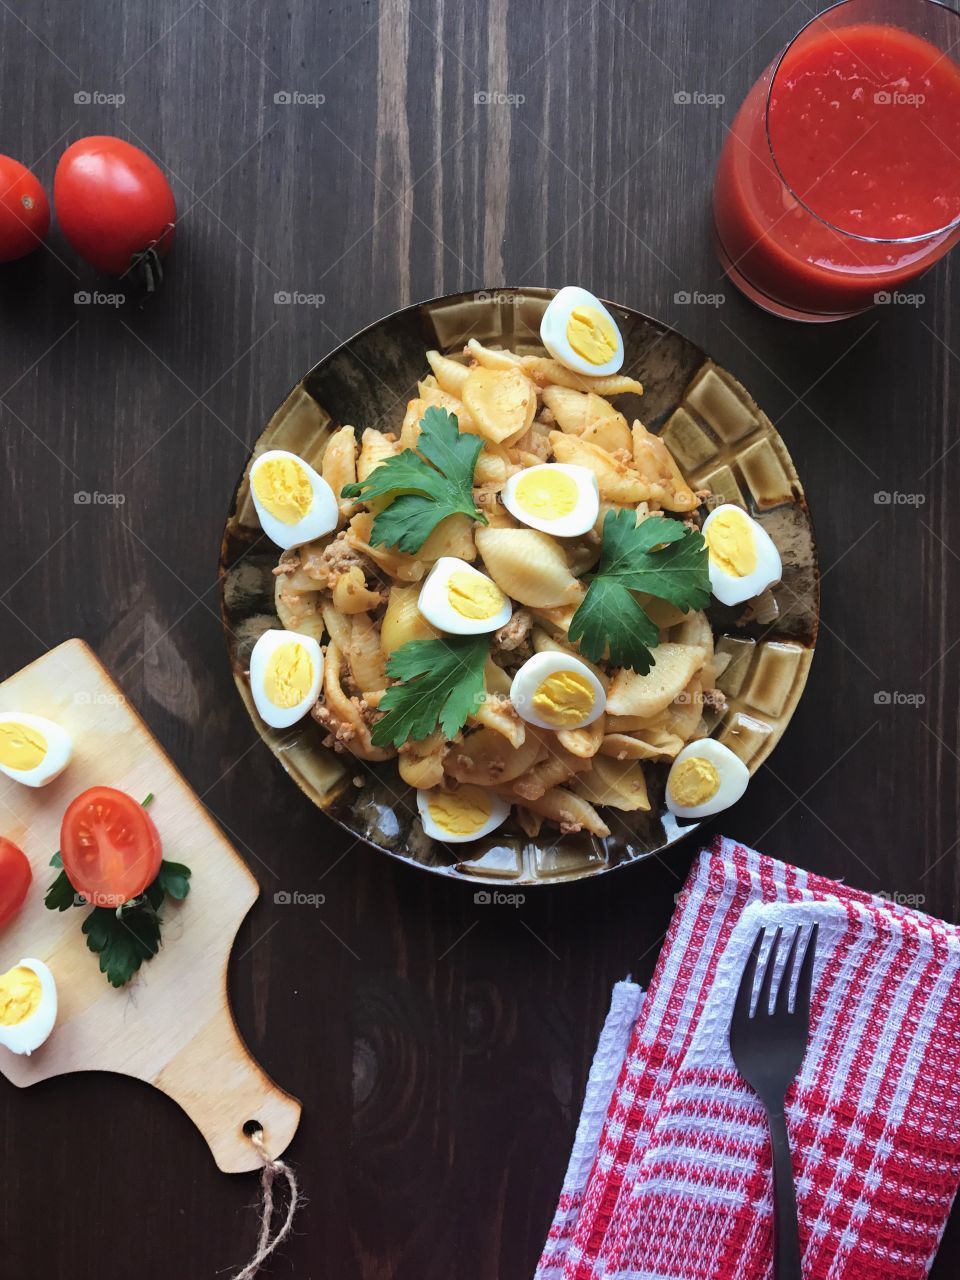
[44, 869, 80, 912]
[155, 859, 192, 901]
[371, 635, 490, 748]
[569, 511, 710, 674]
[82, 898, 162, 988]
[341, 406, 486, 553]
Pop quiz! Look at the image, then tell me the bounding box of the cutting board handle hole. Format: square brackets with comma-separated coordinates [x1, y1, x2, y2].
[243, 1119, 263, 1137]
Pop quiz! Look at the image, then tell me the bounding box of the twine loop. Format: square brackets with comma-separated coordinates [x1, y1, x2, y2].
[229, 1126, 300, 1279]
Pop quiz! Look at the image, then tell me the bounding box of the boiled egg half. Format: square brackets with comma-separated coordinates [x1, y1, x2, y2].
[510, 651, 606, 731]
[702, 504, 782, 607]
[501, 464, 600, 538]
[0, 712, 72, 788]
[249, 629, 324, 729]
[417, 557, 512, 635]
[250, 450, 338, 550]
[540, 286, 624, 377]
[417, 785, 510, 843]
[0, 959, 57, 1055]
[665, 739, 750, 820]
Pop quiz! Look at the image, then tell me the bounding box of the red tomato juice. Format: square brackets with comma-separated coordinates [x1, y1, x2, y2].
[714, 21, 960, 316]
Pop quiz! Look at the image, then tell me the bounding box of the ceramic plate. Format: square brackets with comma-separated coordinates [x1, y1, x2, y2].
[219, 288, 819, 885]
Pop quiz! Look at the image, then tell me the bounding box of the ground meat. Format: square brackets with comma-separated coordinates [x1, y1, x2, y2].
[559, 817, 583, 834]
[494, 609, 533, 652]
[273, 548, 302, 578]
[702, 687, 727, 714]
[312, 702, 356, 751]
[317, 533, 365, 581]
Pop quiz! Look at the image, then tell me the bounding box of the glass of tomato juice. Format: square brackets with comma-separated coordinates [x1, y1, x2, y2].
[713, 0, 960, 320]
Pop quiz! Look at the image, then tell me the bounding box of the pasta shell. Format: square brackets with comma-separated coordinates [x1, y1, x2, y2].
[357, 428, 400, 481]
[349, 614, 387, 693]
[465, 339, 523, 370]
[444, 726, 542, 785]
[398, 730, 448, 789]
[462, 367, 537, 444]
[321, 425, 358, 520]
[494, 785, 609, 837]
[475, 527, 581, 608]
[631, 421, 698, 512]
[419, 512, 476, 563]
[520, 355, 643, 397]
[573, 756, 650, 812]
[471, 693, 525, 748]
[550, 431, 651, 504]
[331, 565, 380, 615]
[381, 584, 438, 654]
[274, 576, 325, 641]
[426, 350, 469, 397]
[557, 714, 605, 759]
[606, 643, 706, 718]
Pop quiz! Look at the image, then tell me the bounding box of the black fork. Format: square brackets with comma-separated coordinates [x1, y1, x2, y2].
[729, 924, 819, 1280]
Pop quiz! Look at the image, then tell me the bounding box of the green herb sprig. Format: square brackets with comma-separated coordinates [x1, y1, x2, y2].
[370, 634, 490, 749]
[341, 406, 486, 553]
[568, 511, 710, 674]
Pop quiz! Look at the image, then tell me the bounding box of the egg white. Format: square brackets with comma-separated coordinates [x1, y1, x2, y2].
[665, 739, 750, 820]
[702, 504, 782, 607]
[250, 450, 338, 550]
[417, 557, 512, 635]
[0, 959, 58, 1056]
[510, 650, 606, 731]
[501, 464, 600, 538]
[249, 629, 324, 730]
[0, 712, 72, 788]
[416, 786, 511, 844]
[540, 286, 625, 378]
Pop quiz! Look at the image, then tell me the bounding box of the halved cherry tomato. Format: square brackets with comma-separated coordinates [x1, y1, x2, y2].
[0, 837, 32, 927]
[54, 136, 175, 278]
[0, 155, 50, 263]
[61, 787, 162, 908]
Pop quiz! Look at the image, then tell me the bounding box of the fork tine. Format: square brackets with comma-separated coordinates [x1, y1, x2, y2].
[792, 922, 819, 1021]
[757, 927, 782, 1017]
[732, 927, 765, 1026]
[775, 926, 803, 1016]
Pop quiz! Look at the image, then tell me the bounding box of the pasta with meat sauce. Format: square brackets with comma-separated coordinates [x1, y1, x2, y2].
[265, 337, 733, 844]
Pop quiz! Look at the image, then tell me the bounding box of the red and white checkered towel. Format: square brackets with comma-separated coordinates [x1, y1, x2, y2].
[537, 836, 960, 1280]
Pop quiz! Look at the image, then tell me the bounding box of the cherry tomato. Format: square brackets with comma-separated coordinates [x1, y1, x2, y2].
[0, 155, 50, 263]
[54, 136, 175, 276]
[0, 837, 32, 927]
[60, 787, 162, 908]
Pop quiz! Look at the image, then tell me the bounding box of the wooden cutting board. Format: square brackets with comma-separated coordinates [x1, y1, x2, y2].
[0, 638, 301, 1172]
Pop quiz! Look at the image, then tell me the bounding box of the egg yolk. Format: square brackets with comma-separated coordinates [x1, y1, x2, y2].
[533, 671, 595, 727]
[513, 468, 579, 520]
[566, 305, 618, 365]
[0, 966, 42, 1026]
[447, 571, 505, 620]
[705, 509, 758, 579]
[253, 457, 313, 526]
[669, 757, 721, 807]
[426, 785, 492, 835]
[264, 642, 315, 709]
[0, 722, 47, 772]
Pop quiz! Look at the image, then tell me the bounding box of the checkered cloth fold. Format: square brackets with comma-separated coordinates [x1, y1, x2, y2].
[537, 837, 960, 1280]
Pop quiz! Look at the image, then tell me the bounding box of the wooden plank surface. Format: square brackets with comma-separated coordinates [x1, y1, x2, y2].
[1, 0, 958, 1275]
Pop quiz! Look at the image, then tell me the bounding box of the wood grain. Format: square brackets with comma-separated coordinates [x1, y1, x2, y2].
[0, 639, 301, 1172]
[0, 0, 958, 1276]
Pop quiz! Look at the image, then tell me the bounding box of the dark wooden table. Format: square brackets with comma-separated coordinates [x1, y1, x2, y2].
[2, 2, 958, 1276]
